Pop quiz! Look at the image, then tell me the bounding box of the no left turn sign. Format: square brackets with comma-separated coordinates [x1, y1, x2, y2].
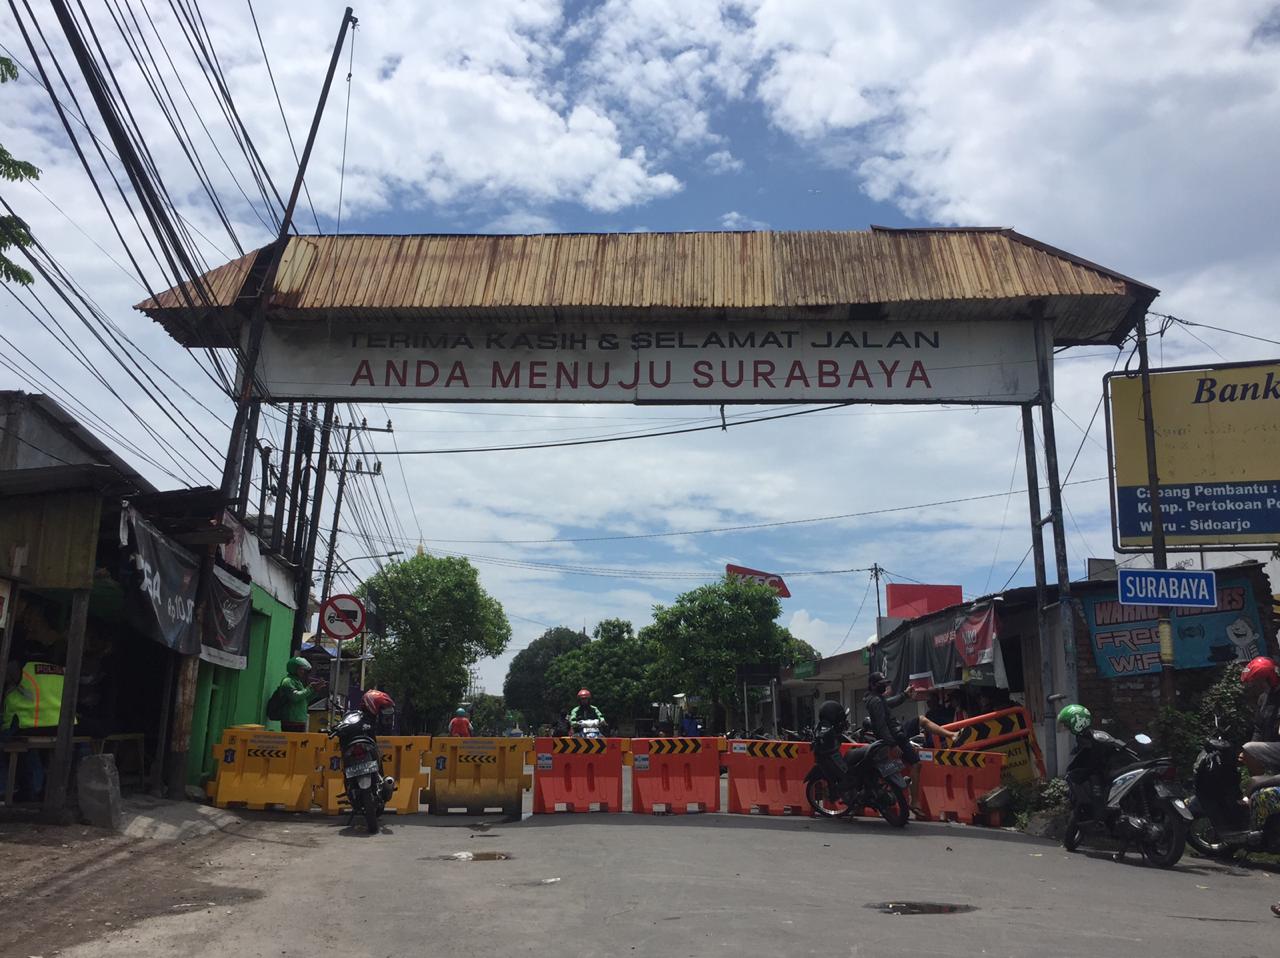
[320, 593, 366, 640]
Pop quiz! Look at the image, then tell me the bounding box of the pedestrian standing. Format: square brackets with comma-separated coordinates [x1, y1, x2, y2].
[267, 657, 326, 732]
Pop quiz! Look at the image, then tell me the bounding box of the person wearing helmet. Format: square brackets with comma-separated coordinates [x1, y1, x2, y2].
[360, 689, 397, 735]
[273, 656, 327, 732]
[1057, 703, 1092, 735]
[568, 689, 605, 734]
[449, 707, 473, 737]
[1240, 656, 1280, 777]
[864, 672, 919, 765]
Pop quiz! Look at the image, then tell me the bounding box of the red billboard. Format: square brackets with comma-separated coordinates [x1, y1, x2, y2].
[886, 583, 963, 619]
[725, 564, 791, 598]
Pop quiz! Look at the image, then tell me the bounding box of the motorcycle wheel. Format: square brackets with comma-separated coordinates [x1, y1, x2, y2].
[1062, 813, 1083, 852]
[362, 792, 380, 834]
[1186, 816, 1232, 860]
[805, 777, 848, 818]
[874, 783, 910, 829]
[1139, 804, 1186, 869]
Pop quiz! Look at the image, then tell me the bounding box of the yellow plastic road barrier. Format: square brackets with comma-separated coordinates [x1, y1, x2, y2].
[316, 735, 431, 816]
[427, 737, 533, 818]
[208, 727, 325, 812]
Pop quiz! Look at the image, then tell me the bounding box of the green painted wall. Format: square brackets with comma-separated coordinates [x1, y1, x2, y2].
[186, 584, 295, 786]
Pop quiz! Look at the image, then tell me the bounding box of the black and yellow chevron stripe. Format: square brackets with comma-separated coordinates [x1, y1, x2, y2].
[650, 738, 702, 755]
[743, 741, 800, 759]
[246, 748, 288, 759]
[932, 749, 992, 768]
[951, 709, 1028, 747]
[459, 753, 498, 764]
[552, 738, 607, 755]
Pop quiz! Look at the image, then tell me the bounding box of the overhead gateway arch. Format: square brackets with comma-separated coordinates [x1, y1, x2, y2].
[137, 225, 1158, 773]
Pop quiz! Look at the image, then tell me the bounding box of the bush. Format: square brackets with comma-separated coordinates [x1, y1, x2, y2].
[1012, 776, 1070, 830]
[1156, 669, 1251, 781]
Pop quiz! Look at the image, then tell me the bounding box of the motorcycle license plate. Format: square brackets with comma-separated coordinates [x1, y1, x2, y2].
[345, 761, 380, 778]
[878, 758, 905, 777]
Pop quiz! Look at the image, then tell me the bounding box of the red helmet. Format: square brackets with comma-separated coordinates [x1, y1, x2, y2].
[361, 689, 396, 715]
[577, 688, 591, 699]
[1241, 657, 1280, 689]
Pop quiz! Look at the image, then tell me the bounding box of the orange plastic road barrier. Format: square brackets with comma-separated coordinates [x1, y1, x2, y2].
[630, 738, 721, 814]
[208, 728, 326, 812]
[532, 737, 624, 813]
[914, 748, 1004, 824]
[724, 740, 812, 815]
[945, 707, 1046, 784]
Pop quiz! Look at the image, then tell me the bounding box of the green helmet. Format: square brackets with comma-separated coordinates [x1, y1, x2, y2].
[286, 656, 312, 678]
[1057, 704, 1091, 734]
[455, 708, 467, 716]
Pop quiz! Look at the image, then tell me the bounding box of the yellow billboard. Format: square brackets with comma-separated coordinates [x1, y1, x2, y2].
[1106, 360, 1280, 550]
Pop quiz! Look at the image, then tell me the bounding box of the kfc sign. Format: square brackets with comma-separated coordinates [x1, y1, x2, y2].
[725, 564, 791, 598]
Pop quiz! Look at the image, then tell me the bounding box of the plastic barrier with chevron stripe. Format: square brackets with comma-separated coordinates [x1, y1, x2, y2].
[532, 737, 624, 813]
[630, 738, 721, 814]
[427, 737, 532, 818]
[915, 748, 1005, 824]
[723, 739, 812, 815]
[945, 707, 1046, 784]
[207, 727, 325, 812]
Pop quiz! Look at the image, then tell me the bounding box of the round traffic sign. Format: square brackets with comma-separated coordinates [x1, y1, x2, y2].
[320, 593, 366, 640]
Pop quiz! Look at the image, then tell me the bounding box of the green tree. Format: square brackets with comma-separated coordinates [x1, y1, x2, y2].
[643, 576, 795, 732]
[361, 554, 509, 733]
[502, 626, 589, 726]
[467, 692, 508, 736]
[545, 619, 659, 730]
[1, 57, 40, 287]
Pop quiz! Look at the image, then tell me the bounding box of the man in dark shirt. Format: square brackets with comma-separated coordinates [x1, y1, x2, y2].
[1240, 657, 1280, 776]
[864, 672, 920, 765]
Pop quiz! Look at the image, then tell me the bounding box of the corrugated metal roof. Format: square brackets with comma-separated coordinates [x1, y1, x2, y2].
[137, 228, 1157, 347]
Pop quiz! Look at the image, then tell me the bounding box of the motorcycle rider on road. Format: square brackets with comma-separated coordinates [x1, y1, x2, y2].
[1240, 657, 1280, 783]
[568, 688, 605, 734]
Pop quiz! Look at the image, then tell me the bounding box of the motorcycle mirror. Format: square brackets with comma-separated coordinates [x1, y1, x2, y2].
[1133, 733, 1153, 746]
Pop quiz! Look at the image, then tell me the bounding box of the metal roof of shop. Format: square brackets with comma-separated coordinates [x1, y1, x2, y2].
[136, 228, 1158, 349]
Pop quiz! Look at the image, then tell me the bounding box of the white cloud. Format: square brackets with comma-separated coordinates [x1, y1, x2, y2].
[705, 149, 743, 173]
[481, 211, 561, 233]
[719, 210, 768, 229]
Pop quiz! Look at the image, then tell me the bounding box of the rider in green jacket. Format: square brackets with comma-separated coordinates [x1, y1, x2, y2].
[276, 656, 326, 732]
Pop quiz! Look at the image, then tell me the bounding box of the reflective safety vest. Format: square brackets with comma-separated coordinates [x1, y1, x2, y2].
[2, 661, 69, 730]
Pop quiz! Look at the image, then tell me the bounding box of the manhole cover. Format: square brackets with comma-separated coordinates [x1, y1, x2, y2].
[432, 851, 513, 862]
[868, 902, 976, 916]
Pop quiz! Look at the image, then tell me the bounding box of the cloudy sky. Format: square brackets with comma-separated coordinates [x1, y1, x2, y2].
[2, 0, 1278, 693]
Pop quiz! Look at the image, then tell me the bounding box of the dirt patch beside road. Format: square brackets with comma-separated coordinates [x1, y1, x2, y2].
[0, 813, 318, 958]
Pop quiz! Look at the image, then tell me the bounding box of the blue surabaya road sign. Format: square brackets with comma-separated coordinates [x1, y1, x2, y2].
[1117, 568, 1218, 609]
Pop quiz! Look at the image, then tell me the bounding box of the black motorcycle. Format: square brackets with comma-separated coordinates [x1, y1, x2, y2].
[1185, 721, 1280, 859]
[326, 710, 396, 833]
[1063, 728, 1191, 868]
[805, 715, 911, 828]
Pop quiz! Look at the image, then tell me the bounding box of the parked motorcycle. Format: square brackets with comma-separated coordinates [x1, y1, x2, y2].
[1185, 719, 1280, 859]
[1063, 728, 1191, 868]
[805, 711, 911, 828]
[326, 709, 396, 834]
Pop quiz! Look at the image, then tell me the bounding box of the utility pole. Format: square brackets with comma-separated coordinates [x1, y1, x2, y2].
[166, 8, 357, 797]
[1135, 316, 1175, 704]
[293, 402, 336, 652]
[871, 564, 884, 642]
[270, 403, 294, 553]
[1021, 403, 1055, 775]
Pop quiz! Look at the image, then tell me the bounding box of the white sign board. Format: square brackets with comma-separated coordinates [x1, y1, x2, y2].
[320, 593, 365, 640]
[256, 320, 1042, 405]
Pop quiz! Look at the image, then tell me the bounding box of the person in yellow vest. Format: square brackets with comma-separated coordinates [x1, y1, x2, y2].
[2, 658, 71, 801]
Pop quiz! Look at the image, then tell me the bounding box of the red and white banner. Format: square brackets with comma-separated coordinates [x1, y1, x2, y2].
[726, 564, 791, 598]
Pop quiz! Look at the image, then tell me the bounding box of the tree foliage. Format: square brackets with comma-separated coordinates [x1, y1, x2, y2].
[466, 692, 509, 736]
[643, 576, 796, 732]
[1, 57, 40, 287]
[502, 626, 589, 726]
[545, 619, 658, 729]
[361, 554, 509, 733]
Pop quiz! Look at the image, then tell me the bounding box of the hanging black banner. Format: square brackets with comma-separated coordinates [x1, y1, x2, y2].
[880, 602, 1000, 691]
[123, 508, 199, 655]
[201, 563, 252, 670]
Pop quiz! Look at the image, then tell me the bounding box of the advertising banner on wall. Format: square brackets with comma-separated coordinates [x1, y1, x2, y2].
[1081, 574, 1265, 678]
[200, 564, 252, 670]
[1106, 360, 1280, 551]
[122, 507, 199, 655]
[880, 602, 1000, 689]
[256, 319, 1042, 405]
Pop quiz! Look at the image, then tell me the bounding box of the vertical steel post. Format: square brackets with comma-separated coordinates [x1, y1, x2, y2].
[1022, 403, 1055, 774]
[270, 403, 294, 553]
[293, 402, 336, 652]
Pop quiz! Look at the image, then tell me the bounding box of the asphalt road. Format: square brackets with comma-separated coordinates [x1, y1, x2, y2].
[43, 808, 1279, 958]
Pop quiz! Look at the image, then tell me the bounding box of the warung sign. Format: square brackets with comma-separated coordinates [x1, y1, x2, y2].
[256, 319, 1041, 405]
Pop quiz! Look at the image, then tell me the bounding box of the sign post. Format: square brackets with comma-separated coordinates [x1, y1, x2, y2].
[319, 594, 366, 723]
